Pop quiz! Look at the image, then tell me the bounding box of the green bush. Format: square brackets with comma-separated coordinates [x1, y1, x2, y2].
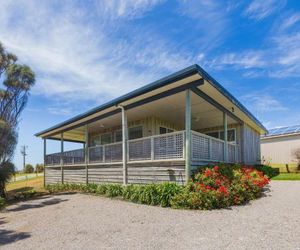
[24, 164, 34, 173]
[254, 165, 279, 178]
[0, 197, 6, 209]
[13, 190, 37, 200]
[45, 165, 270, 210]
[106, 184, 123, 197]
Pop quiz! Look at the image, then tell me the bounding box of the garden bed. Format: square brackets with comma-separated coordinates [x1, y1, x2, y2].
[46, 164, 270, 210]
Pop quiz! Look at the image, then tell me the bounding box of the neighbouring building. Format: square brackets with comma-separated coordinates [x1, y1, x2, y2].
[261, 125, 300, 172]
[36, 64, 267, 185]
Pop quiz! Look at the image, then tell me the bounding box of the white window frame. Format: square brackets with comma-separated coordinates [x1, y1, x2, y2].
[206, 128, 236, 143]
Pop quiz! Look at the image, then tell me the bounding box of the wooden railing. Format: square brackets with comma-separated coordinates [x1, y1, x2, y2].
[45, 130, 237, 166]
[191, 131, 237, 163]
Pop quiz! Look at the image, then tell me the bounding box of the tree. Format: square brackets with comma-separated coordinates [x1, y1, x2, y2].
[35, 164, 44, 173]
[293, 148, 300, 171]
[0, 42, 35, 197]
[24, 164, 34, 173]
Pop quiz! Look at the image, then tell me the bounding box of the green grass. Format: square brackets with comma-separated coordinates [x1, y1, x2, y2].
[6, 176, 46, 199]
[272, 173, 300, 180]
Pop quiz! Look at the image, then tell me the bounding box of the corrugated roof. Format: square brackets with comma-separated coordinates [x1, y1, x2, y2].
[36, 64, 267, 137]
[263, 125, 300, 137]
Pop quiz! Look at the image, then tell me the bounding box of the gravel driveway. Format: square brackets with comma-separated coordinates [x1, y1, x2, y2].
[1, 181, 300, 250]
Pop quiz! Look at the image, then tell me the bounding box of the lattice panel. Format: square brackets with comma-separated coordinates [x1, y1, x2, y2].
[153, 132, 184, 160]
[105, 143, 122, 162]
[192, 133, 209, 160]
[45, 153, 60, 165]
[129, 138, 151, 161]
[89, 146, 104, 163]
[211, 139, 224, 161]
[63, 149, 85, 164]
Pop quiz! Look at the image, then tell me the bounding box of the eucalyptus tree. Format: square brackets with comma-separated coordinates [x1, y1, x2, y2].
[0, 42, 35, 197]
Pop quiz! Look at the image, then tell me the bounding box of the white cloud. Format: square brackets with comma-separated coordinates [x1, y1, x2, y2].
[278, 13, 300, 31]
[244, 0, 286, 20]
[95, 0, 164, 19]
[242, 93, 287, 112]
[0, 0, 193, 105]
[177, 1, 230, 52]
[210, 51, 266, 69]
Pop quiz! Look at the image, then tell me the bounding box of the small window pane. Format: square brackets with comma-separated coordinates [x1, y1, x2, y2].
[207, 132, 219, 139]
[101, 133, 112, 145]
[115, 130, 122, 142]
[159, 127, 167, 134]
[228, 130, 235, 142]
[90, 134, 101, 146]
[129, 126, 143, 140]
[220, 130, 235, 142]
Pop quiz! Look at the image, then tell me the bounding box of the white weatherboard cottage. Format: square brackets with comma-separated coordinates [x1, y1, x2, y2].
[36, 65, 267, 185]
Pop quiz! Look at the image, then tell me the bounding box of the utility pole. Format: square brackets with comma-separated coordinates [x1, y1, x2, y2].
[21, 145, 28, 172]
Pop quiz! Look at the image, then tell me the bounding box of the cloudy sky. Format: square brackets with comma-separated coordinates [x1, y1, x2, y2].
[0, 0, 300, 169]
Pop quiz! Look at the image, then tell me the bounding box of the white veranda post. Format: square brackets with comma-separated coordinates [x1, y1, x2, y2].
[120, 106, 128, 185]
[223, 112, 228, 162]
[185, 89, 191, 184]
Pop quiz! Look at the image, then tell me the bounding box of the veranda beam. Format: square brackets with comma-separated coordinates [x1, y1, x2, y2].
[223, 112, 228, 162]
[190, 87, 243, 125]
[60, 133, 64, 184]
[185, 89, 191, 184]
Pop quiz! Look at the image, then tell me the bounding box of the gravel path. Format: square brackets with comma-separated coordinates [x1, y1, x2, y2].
[1, 181, 300, 250]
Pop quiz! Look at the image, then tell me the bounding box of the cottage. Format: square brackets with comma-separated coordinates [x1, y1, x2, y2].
[36, 65, 266, 185]
[261, 125, 300, 172]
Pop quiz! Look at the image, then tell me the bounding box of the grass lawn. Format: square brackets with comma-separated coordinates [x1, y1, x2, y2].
[272, 173, 300, 180]
[6, 176, 46, 199]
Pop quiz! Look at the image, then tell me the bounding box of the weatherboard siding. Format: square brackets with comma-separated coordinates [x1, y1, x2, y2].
[45, 161, 185, 185]
[242, 124, 261, 165]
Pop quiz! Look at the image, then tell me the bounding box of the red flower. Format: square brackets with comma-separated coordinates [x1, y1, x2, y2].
[215, 179, 221, 186]
[213, 166, 219, 171]
[206, 185, 211, 190]
[204, 169, 213, 176]
[218, 186, 229, 196]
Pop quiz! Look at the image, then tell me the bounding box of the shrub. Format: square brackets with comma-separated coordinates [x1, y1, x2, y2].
[0, 197, 6, 209]
[172, 165, 269, 209]
[254, 165, 279, 178]
[45, 165, 269, 210]
[35, 164, 44, 173]
[24, 164, 34, 173]
[106, 184, 123, 197]
[13, 190, 37, 200]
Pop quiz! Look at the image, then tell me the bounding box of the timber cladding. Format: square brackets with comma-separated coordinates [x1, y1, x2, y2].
[45, 161, 185, 185]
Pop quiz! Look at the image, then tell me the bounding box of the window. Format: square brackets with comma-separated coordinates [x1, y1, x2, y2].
[101, 133, 112, 145]
[206, 131, 219, 139]
[207, 129, 236, 142]
[115, 130, 122, 142]
[159, 127, 174, 134]
[90, 134, 101, 146]
[129, 126, 143, 140]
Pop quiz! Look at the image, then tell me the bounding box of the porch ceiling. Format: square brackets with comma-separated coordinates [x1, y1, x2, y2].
[49, 90, 237, 142]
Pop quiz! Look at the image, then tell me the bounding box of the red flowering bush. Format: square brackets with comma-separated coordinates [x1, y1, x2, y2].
[171, 164, 269, 209]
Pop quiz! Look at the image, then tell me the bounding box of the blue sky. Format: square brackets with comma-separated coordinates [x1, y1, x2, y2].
[0, 0, 300, 169]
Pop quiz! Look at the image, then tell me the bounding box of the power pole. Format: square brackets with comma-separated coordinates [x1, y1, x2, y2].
[21, 145, 28, 172]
